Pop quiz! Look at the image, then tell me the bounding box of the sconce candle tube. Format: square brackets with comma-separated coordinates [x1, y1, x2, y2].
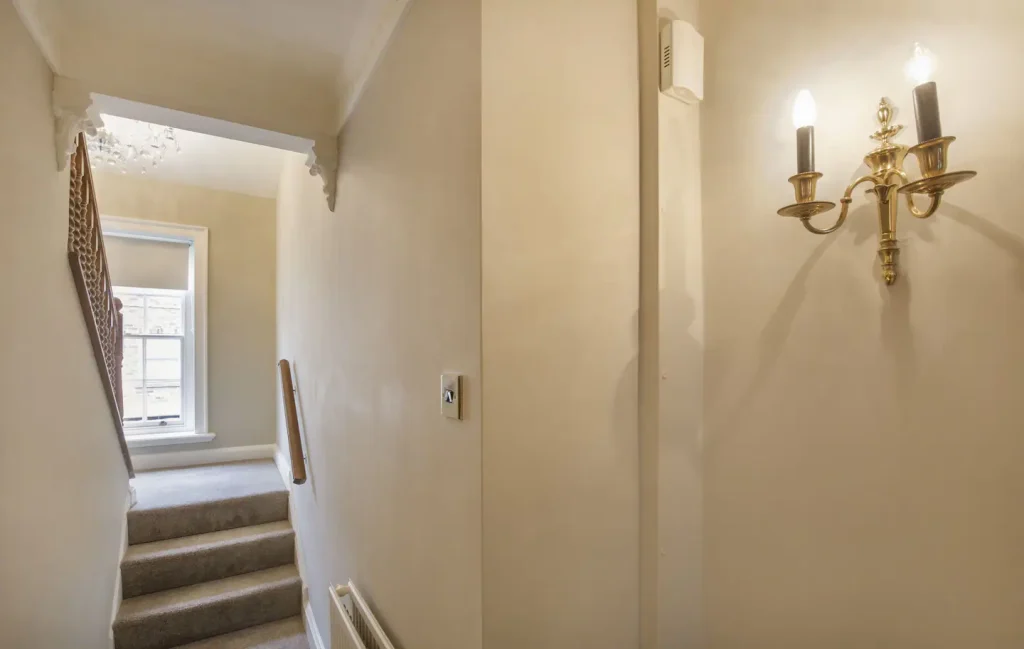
[796, 126, 815, 173]
[913, 81, 942, 142]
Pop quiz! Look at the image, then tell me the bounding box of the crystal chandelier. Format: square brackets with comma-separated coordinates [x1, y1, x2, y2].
[87, 120, 182, 174]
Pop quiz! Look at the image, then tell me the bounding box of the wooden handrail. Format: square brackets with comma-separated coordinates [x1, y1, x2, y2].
[67, 134, 134, 478]
[278, 359, 307, 485]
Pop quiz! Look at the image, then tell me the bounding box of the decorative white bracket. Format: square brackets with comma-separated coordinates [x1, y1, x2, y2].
[53, 77, 103, 171]
[305, 135, 339, 212]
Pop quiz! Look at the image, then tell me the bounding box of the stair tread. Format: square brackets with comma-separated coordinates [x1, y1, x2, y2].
[124, 521, 294, 565]
[127, 463, 289, 545]
[116, 565, 300, 625]
[171, 617, 308, 649]
[132, 461, 287, 513]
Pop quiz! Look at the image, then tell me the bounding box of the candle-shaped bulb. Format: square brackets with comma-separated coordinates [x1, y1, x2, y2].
[906, 43, 935, 85]
[908, 43, 942, 142]
[792, 90, 816, 174]
[792, 90, 817, 128]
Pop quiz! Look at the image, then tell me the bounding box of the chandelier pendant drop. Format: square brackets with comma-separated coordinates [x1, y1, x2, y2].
[87, 121, 182, 174]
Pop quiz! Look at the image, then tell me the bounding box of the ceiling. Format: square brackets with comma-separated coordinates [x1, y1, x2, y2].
[17, 0, 410, 136]
[51, 0, 361, 86]
[91, 116, 290, 199]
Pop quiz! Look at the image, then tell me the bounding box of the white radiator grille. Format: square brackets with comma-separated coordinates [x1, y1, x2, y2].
[329, 581, 396, 649]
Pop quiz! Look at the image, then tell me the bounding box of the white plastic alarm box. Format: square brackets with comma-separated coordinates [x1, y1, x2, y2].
[659, 20, 704, 104]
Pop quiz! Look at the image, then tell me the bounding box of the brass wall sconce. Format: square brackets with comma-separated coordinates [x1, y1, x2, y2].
[777, 45, 976, 285]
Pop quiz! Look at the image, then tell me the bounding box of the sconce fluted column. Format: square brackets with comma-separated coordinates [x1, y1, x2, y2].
[873, 183, 899, 285]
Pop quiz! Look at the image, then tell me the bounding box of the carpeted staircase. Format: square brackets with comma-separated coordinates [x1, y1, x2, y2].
[113, 461, 308, 649]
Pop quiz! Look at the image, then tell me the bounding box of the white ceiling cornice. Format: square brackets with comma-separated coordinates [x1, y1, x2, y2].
[92, 115, 291, 199]
[90, 94, 340, 210]
[15, 0, 416, 210]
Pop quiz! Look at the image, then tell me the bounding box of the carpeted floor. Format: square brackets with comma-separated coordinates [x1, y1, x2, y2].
[133, 461, 288, 511]
[113, 461, 307, 649]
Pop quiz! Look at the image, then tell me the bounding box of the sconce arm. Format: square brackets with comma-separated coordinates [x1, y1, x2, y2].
[801, 199, 851, 234]
[893, 169, 943, 218]
[800, 175, 879, 235]
[905, 190, 943, 219]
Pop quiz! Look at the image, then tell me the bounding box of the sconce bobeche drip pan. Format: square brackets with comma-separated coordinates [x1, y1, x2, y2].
[777, 46, 976, 285]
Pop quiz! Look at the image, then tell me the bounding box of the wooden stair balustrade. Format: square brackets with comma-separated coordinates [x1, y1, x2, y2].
[67, 133, 134, 478]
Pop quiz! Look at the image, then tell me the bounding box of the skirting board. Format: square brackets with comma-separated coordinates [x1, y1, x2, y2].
[305, 601, 326, 649]
[131, 444, 276, 472]
[275, 447, 310, 590]
[276, 447, 317, 647]
[108, 485, 133, 648]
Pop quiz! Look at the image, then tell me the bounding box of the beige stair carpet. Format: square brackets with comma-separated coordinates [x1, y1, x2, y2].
[127, 462, 290, 545]
[113, 461, 308, 649]
[122, 521, 295, 598]
[176, 618, 309, 649]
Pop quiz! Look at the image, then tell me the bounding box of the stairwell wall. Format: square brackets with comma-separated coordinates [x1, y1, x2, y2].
[278, 2, 644, 648]
[701, 1, 1024, 646]
[479, 1, 641, 647]
[275, 0, 483, 646]
[0, 4, 130, 648]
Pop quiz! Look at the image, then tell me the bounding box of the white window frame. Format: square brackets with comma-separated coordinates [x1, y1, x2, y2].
[116, 286, 190, 431]
[102, 216, 211, 448]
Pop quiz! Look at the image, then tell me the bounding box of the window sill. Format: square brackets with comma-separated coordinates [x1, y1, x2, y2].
[125, 431, 216, 449]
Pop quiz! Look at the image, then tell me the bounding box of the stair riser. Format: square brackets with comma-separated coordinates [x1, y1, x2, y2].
[122, 532, 295, 598]
[128, 493, 289, 545]
[173, 617, 308, 649]
[113, 579, 301, 649]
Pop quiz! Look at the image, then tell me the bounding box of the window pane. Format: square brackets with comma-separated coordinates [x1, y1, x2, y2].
[123, 338, 143, 383]
[114, 289, 191, 429]
[145, 338, 182, 381]
[146, 384, 182, 421]
[120, 294, 145, 335]
[123, 381, 144, 422]
[146, 296, 183, 335]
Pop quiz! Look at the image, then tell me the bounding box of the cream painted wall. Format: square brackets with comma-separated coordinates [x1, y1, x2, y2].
[280, 1, 644, 646]
[0, 5, 129, 648]
[275, 0, 483, 645]
[702, 1, 1024, 647]
[93, 174, 277, 454]
[480, 1, 640, 648]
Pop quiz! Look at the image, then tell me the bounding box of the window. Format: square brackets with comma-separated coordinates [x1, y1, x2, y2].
[117, 288, 188, 429]
[102, 216, 209, 446]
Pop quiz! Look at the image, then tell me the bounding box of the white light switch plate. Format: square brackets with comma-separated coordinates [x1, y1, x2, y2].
[441, 373, 462, 420]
